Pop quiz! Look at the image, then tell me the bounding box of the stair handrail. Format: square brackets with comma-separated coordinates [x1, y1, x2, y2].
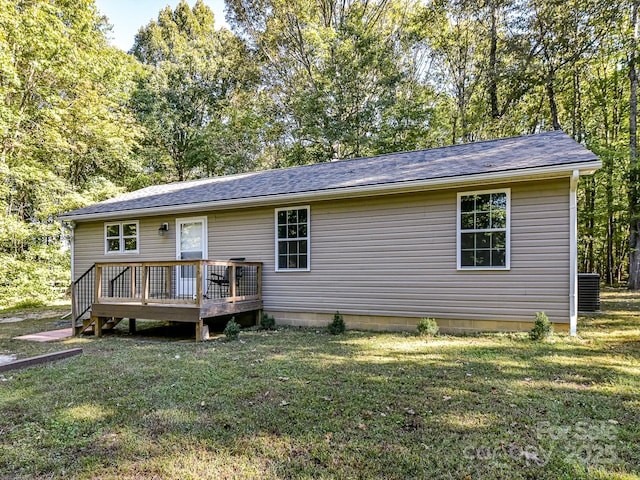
[71, 264, 95, 330]
[108, 266, 131, 297]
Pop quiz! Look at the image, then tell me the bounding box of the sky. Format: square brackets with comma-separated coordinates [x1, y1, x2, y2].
[95, 0, 229, 52]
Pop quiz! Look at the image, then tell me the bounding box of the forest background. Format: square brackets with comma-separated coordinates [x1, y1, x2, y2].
[1, 0, 639, 307]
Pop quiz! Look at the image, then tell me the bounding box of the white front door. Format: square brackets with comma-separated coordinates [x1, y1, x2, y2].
[176, 217, 207, 297]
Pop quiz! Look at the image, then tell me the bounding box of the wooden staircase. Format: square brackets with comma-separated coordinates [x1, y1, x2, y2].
[75, 316, 124, 336]
[72, 264, 130, 336]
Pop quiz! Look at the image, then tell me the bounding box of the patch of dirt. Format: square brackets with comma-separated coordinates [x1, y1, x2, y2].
[0, 309, 70, 324]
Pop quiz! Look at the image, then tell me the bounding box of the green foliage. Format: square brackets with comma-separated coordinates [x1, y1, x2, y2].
[417, 317, 439, 337]
[130, 0, 262, 181]
[227, 0, 440, 165]
[11, 298, 47, 310]
[327, 311, 346, 335]
[0, 0, 142, 307]
[223, 317, 241, 340]
[530, 312, 553, 341]
[0, 246, 70, 308]
[260, 313, 276, 331]
[0, 0, 636, 298]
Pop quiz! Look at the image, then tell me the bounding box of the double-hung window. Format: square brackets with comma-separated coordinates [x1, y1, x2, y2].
[458, 189, 510, 269]
[275, 206, 310, 271]
[105, 221, 139, 254]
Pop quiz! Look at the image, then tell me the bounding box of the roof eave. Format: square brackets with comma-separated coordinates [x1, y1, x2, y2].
[59, 160, 602, 222]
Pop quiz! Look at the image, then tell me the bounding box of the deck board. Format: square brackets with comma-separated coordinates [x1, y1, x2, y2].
[91, 299, 263, 323]
[199, 299, 263, 318]
[92, 303, 200, 322]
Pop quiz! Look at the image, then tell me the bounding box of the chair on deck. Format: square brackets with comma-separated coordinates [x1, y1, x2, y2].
[208, 258, 245, 298]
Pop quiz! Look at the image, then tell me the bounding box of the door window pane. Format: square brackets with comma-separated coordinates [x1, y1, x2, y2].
[180, 222, 203, 251]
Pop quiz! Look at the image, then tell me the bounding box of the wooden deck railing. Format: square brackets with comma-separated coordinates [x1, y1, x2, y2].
[93, 260, 262, 307]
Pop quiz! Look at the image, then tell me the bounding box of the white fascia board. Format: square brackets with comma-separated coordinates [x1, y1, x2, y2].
[59, 160, 602, 222]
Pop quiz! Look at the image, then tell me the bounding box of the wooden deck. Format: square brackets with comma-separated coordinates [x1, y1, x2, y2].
[71, 260, 263, 341]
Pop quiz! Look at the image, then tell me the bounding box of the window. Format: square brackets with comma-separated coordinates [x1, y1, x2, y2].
[275, 206, 310, 271]
[105, 221, 139, 254]
[458, 189, 510, 269]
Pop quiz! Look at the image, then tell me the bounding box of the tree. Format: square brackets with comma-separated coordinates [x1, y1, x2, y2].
[130, 0, 261, 181]
[0, 0, 141, 305]
[0, 0, 141, 218]
[414, 0, 488, 143]
[0, 0, 141, 232]
[227, 0, 442, 165]
[629, 0, 640, 289]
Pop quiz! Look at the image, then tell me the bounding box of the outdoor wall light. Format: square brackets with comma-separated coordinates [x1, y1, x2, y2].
[158, 223, 169, 236]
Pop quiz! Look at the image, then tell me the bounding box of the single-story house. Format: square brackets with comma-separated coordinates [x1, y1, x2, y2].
[59, 130, 600, 338]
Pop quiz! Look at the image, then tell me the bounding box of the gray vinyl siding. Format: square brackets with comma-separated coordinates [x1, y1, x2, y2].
[72, 178, 570, 325]
[73, 216, 187, 279]
[265, 179, 570, 324]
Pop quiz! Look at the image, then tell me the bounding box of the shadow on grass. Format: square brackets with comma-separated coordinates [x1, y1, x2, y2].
[0, 305, 638, 479]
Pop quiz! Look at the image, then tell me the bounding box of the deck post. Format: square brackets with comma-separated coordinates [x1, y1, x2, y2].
[95, 265, 102, 303]
[130, 266, 137, 299]
[71, 282, 78, 333]
[93, 316, 103, 337]
[196, 261, 202, 305]
[142, 265, 149, 305]
[257, 264, 262, 298]
[129, 318, 136, 334]
[230, 264, 236, 301]
[195, 318, 204, 342]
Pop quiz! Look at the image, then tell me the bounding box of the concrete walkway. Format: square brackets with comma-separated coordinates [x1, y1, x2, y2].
[14, 328, 73, 342]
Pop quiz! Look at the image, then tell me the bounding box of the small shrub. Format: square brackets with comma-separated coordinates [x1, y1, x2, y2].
[417, 317, 439, 337]
[530, 311, 553, 340]
[223, 317, 241, 340]
[260, 313, 276, 330]
[327, 311, 346, 335]
[11, 298, 47, 310]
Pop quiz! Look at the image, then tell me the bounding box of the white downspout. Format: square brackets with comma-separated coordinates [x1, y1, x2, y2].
[569, 170, 579, 336]
[68, 221, 76, 282]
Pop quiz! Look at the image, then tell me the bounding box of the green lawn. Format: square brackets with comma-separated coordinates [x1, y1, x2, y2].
[0, 294, 638, 479]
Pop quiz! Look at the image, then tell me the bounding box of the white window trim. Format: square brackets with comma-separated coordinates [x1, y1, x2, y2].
[104, 221, 140, 255]
[175, 216, 209, 261]
[275, 205, 310, 272]
[457, 188, 510, 270]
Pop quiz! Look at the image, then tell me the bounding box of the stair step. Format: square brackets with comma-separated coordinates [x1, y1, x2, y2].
[77, 317, 123, 335]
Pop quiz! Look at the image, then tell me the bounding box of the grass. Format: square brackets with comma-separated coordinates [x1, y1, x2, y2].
[0, 293, 638, 479]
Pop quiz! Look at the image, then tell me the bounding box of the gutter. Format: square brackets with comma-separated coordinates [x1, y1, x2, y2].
[59, 160, 602, 222]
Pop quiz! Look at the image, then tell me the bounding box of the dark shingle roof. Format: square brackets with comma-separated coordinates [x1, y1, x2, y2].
[61, 130, 599, 220]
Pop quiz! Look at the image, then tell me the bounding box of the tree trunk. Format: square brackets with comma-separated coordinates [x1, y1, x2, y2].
[584, 176, 596, 272]
[546, 74, 562, 130]
[607, 206, 615, 285]
[489, 2, 499, 119]
[629, 1, 640, 289]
